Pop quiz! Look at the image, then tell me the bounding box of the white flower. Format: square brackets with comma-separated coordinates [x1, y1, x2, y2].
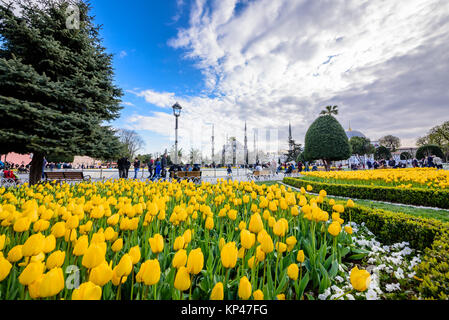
[318, 288, 331, 300]
[385, 283, 401, 292]
[366, 289, 378, 300]
[346, 294, 355, 300]
[335, 276, 344, 283]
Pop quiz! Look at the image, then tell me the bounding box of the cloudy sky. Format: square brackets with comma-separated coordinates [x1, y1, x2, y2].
[90, 0, 449, 157]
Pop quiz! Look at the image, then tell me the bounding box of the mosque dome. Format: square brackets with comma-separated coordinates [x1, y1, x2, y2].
[345, 122, 366, 139]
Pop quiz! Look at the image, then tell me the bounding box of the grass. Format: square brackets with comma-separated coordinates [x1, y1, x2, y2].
[257, 181, 449, 223]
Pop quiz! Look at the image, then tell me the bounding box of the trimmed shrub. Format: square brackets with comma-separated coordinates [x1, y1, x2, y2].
[283, 177, 449, 209]
[416, 144, 445, 161]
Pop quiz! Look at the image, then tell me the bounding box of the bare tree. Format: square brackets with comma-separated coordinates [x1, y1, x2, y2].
[117, 129, 145, 159]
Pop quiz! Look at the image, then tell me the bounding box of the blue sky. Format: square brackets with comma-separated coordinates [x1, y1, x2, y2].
[88, 0, 449, 160]
[91, 0, 204, 155]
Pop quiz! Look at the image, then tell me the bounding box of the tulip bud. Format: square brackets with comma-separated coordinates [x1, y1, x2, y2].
[19, 261, 45, 285]
[253, 289, 264, 300]
[221, 242, 238, 268]
[149, 234, 164, 254]
[238, 276, 252, 300]
[51, 222, 66, 238]
[115, 254, 133, 278]
[205, 217, 214, 230]
[287, 263, 299, 281]
[72, 281, 102, 300]
[82, 243, 106, 269]
[173, 236, 185, 251]
[22, 233, 45, 257]
[297, 250, 305, 263]
[136, 259, 160, 286]
[0, 256, 12, 281]
[7, 245, 23, 263]
[174, 266, 191, 291]
[73, 235, 89, 256]
[111, 238, 123, 252]
[172, 249, 187, 269]
[186, 248, 204, 275]
[210, 282, 224, 300]
[129, 245, 141, 265]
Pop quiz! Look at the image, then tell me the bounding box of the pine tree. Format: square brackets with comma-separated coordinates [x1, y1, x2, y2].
[0, 0, 123, 184]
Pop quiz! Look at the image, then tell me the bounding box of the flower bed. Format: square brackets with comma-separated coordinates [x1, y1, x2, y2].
[283, 177, 449, 209]
[0, 180, 447, 300]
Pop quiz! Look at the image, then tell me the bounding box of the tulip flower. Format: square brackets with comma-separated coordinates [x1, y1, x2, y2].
[28, 276, 42, 299]
[328, 221, 342, 237]
[174, 266, 191, 291]
[240, 230, 255, 250]
[248, 213, 263, 233]
[136, 259, 160, 286]
[210, 282, 224, 300]
[149, 234, 164, 254]
[186, 248, 204, 275]
[89, 261, 113, 286]
[104, 227, 117, 241]
[277, 294, 285, 300]
[297, 250, 305, 263]
[344, 225, 353, 234]
[6, 244, 23, 263]
[350, 266, 371, 291]
[287, 263, 299, 281]
[46, 250, 66, 269]
[172, 249, 187, 269]
[238, 276, 252, 300]
[51, 221, 66, 238]
[276, 242, 287, 254]
[174, 236, 185, 251]
[0, 256, 12, 282]
[219, 238, 226, 251]
[253, 289, 264, 300]
[22, 233, 45, 257]
[221, 242, 238, 268]
[39, 267, 64, 298]
[72, 281, 102, 300]
[183, 229, 192, 244]
[13, 217, 31, 232]
[19, 261, 45, 286]
[347, 199, 355, 208]
[115, 254, 133, 278]
[255, 245, 266, 262]
[82, 243, 106, 269]
[111, 238, 123, 253]
[129, 245, 141, 265]
[205, 217, 214, 230]
[73, 235, 89, 256]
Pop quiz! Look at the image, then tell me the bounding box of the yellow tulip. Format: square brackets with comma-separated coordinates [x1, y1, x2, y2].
[0, 257, 12, 281]
[350, 266, 371, 291]
[89, 261, 113, 286]
[328, 221, 342, 237]
[129, 245, 141, 265]
[7, 245, 23, 263]
[174, 266, 191, 291]
[238, 276, 252, 300]
[115, 254, 133, 278]
[205, 217, 214, 230]
[72, 281, 102, 300]
[221, 242, 238, 268]
[183, 229, 192, 244]
[51, 221, 66, 238]
[347, 199, 355, 208]
[73, 235, 89, 256]
[248, 213, 263, 233]
[344, 225, 353, 235]
[13, 217, 31, 232]
[39, 267, 64, 298]
[111, 238, 123, 252]
[210, 282, 224, 300]
[104, 227, 117, 241]
[19, 261, 45, 285]
[276, 242, 287, 253]
[82, 243, 105, 269]
[287, 263, 299, 280]
[136, 259, 160, 286]
[277, 293, 286, 300]
[22, 233, 45, 257]
[240, 230, 255, 249]
[172, 249, 187, 269]
[253, 289, 264, 300]
[186, 248, 204, 275]
[46, 250, 65, 269]
[297, 250, 305, 263]
[149, 234, 164, 254]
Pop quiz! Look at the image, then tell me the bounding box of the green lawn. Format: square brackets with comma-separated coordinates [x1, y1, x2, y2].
[256, 181, 449, 223]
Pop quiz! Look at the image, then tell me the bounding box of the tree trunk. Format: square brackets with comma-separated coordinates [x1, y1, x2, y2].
[29, 152, 44, 185]
[323, 159, 331, 171]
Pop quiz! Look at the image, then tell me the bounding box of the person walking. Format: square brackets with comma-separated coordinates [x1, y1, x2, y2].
[42, 157, 47, 179]
[133, 158, 141, 179]
[147, 158, 154, 179]
[153, 158, 162, 181]
[117, 157, 125, 178]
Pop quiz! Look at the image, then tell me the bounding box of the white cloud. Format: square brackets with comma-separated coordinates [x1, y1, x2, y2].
[121, 102, 135, 107]
[119, 50, 128, 58]
[129, 0, 449, 154]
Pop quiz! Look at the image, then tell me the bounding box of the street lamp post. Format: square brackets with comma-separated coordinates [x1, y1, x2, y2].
[172, 102, 182, 165]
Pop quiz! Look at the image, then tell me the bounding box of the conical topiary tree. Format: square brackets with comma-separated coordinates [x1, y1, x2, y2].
[303, 115, 351, 171]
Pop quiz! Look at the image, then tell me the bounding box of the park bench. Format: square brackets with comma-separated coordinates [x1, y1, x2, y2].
[248, 170, 272, 181]
[45, 171, 91, 182]
[170, 171, 202, 183]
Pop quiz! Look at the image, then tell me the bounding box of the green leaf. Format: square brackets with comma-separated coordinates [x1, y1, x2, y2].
[329, 261, 339, 278]
[348, 253, 367, 260]
[298, 272, 310, 298]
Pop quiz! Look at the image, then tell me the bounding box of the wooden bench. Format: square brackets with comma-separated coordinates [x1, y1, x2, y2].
[248, 170, 272, 181]
[45, 171, 91, 182]
[170, 171, 202, 183]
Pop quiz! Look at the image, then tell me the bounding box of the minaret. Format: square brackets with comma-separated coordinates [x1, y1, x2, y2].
[244, 122, 248, 166]
[288, 122, 293, 152]
[348, 120, 352, 132]
[211, 124, 214, 165]
[253, 129, 258, 164]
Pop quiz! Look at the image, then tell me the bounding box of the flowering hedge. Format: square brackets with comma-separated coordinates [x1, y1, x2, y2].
[284, 177, 449, 299]
[283, 177, 449, 209]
